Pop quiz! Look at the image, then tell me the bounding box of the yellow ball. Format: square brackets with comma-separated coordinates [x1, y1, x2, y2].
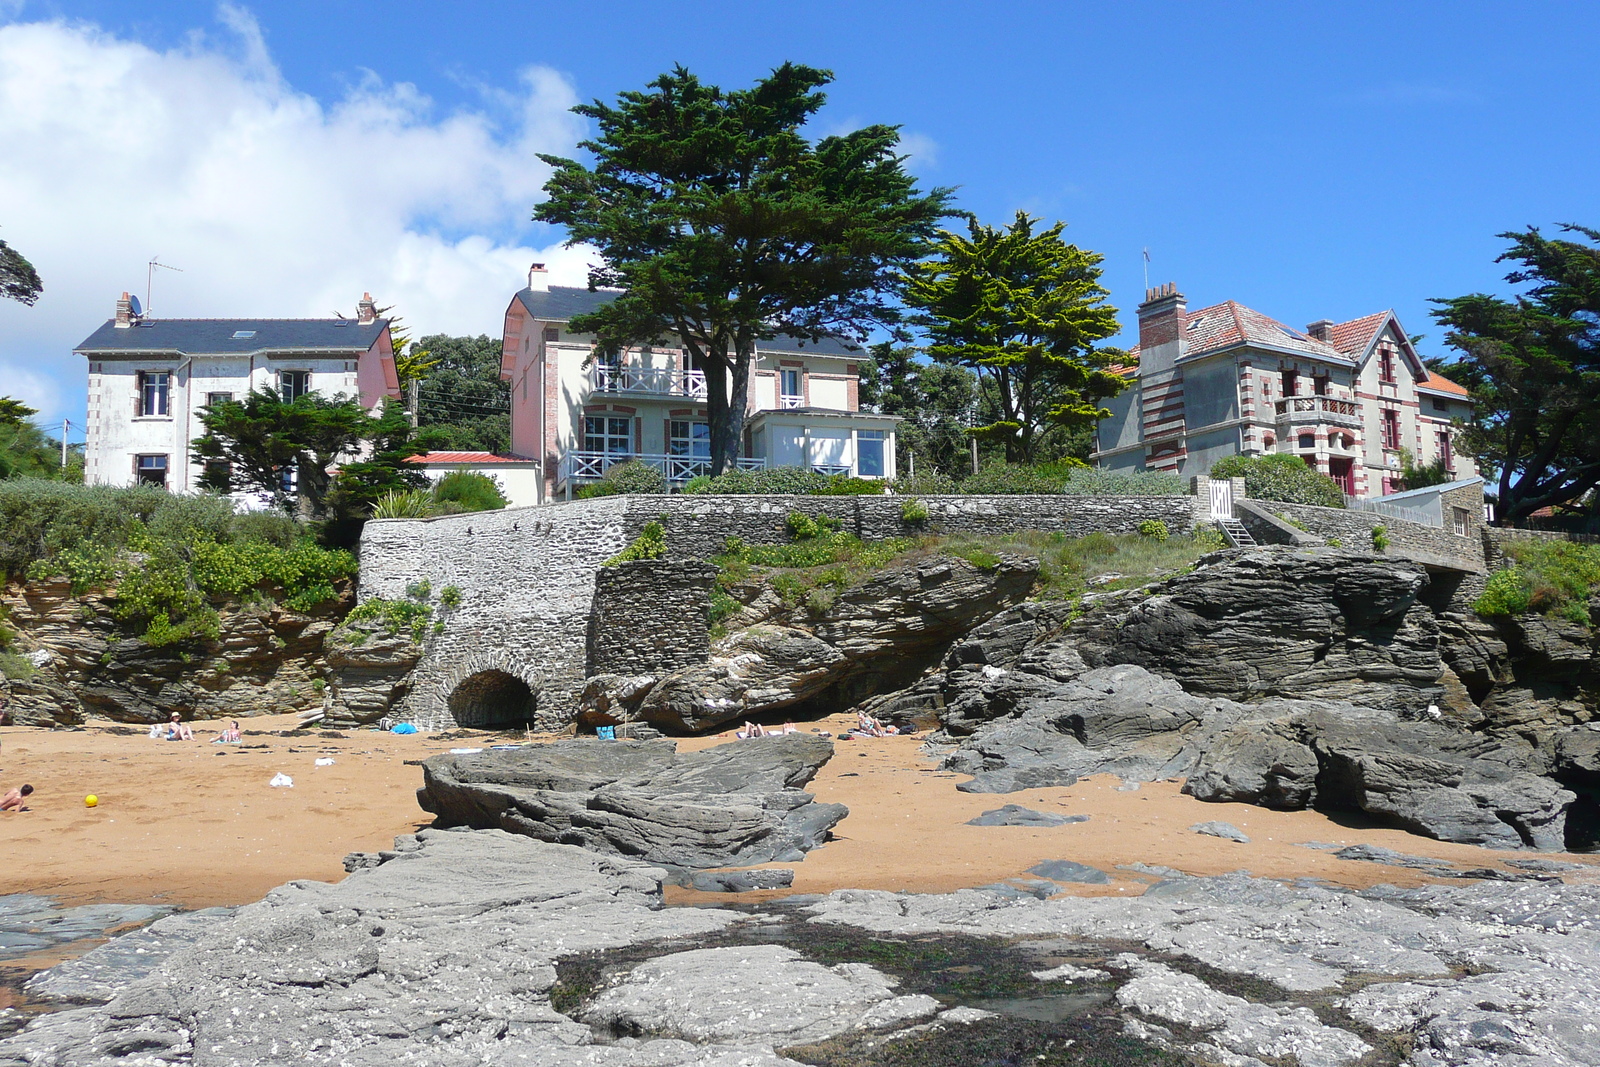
[84, 795, 98, 808]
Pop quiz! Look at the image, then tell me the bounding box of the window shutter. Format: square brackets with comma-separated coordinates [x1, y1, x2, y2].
[134, 371, 144, 417]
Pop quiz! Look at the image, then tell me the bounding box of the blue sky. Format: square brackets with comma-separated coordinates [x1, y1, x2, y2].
[2, 0, 1596, 433]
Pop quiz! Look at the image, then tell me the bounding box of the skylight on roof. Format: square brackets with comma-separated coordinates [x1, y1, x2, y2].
[1280, 326, 1305, 340]
[1186, 316, 1205, 331]
[232, 330, 256, 339]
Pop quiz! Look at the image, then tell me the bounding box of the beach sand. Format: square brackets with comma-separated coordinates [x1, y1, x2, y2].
[5, 711, 1595, 919]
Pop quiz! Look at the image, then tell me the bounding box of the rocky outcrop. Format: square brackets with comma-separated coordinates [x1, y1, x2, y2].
[0, 577, 347, 725]
[321, 622, 422, 727]
[1069, 547, 1446, 711]
[634, 554, 1038, 732]
[417, 734, 847, 868]
[20, 830, 1600, 1067]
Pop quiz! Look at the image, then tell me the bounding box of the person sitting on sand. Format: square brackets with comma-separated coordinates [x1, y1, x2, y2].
[165, 713, 194, 741]
[1, 784, 33, 811]
[212, 720, 241, 744]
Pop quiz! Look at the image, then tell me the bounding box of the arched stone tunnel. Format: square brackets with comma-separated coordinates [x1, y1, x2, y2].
[447, 670, 537, 729]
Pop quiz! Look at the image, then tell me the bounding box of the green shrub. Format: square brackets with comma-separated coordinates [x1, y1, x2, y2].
[1060, 468, 1188, 496]
[1211, 454, 1346, 508]
[372, 489, 438, 519]
[960, 463, 1066, 495]
[1474, 541, 1600, 626]
[683, 466, 832, 496]
[580, 459, 667, 498]
[606, 520, 668, 564]
[1326, 537, 1343, 547]
[1371, 525, 1390, 551]
[405, 579, 432, 601]
[681, 475, 712, 494]
[229, 510, 302, 548]
[816, 475, 885, 496]
[1192, 525, 1227, 549]
[890, 471, 958, 495]
[439, 585, 462, 608]
[1137, 519, 1169, 542]
[901, 497, 931, 523]
[785, 511, 841, 540]
[342, 596, 434, 642]
[431, 470, 508, 513]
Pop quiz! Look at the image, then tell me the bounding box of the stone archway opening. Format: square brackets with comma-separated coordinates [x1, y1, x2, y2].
[448, 670, 537, 729]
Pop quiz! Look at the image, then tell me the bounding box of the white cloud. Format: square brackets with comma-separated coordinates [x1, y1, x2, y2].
[0, 7, 596, 425]
[896, 131, 940, 169]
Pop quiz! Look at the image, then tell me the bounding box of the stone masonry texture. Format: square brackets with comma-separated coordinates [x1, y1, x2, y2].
[587, 560, 718, 677]
[357, 493, 1199, 729]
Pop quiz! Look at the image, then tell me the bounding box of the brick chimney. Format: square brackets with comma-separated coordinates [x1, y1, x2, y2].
[1136, 282, 1186, 373]
[527, 262, 549, 293]
[115, 292, 134, 328]
[1306, 319, 1334, 342]
[357, 292, 377, 325]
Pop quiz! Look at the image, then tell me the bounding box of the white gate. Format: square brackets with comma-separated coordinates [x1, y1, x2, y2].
[1209, 479, 1234, 520]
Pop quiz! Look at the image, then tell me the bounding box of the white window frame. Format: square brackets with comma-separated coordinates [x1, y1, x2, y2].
[583, 415, 632, 456]
[205, 391, 234, 407]
[856, 429, 886, 478]
[668, 420, 711, 459]
[279, 370, 311, 402]
[779, 368, 803, 408]
[138, 371, 170, 417]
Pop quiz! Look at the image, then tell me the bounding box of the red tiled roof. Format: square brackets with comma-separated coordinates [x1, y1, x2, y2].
[407, 451, 531, 465]
[1325, 311, 1390, 357]
[1419, 372, 1470, 398]
[1129, 300, 1351, 362]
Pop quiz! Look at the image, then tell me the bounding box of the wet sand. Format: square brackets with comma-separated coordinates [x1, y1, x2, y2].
[3, 711, 1596, 918]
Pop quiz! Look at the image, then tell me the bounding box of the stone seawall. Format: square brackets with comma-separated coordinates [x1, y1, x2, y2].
[625, 493, 1201, 560]
[1269, 501, 1485, 573]
[358, 492, 1199, 729]
[587, 560, 718, 678]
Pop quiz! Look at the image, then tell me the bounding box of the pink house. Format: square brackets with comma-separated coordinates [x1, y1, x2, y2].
[499, 265, 901, 501]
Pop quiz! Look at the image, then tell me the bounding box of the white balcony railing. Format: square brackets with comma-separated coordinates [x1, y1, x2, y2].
[1275, 396, 1362, 425]
[590, 364, 708, 398]
[559, 450, 766, 486]
[778, 393, 805, 409]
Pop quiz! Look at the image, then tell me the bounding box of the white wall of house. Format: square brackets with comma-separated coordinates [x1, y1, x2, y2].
[416, 464, 544, 508]
[84, 354, 366, 491]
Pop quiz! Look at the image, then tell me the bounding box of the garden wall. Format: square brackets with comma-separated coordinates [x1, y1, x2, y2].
[1267, 501, 1486, 573]
[587, 560, 718, 678]
[358, 491, 1203, 729]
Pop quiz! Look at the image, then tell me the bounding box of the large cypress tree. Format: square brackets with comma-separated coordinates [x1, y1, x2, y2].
[1432, 225, 1600, 522]
[535, 64, 955, 474]
[904, 212, 1126, 464]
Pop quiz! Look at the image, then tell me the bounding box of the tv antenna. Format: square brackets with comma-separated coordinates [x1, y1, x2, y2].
[146, 257, 183, 317]
[1142, 247, 1151, 291]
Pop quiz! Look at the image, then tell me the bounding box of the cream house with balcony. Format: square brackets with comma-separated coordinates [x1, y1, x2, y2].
[1093, 283, 1475, 499]
[499, 265, 899, 500]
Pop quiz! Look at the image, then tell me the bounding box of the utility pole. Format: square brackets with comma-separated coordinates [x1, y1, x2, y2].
[408, 380, 420, 429]
[60, 418, 69, 469]
[970, 436, 979, 477]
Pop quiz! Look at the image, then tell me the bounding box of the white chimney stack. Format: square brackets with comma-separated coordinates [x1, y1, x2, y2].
[357, 292, 377, 325]
[527, 262, 549, 293]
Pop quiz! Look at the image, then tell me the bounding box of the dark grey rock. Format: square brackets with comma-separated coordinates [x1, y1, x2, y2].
[965, 804, 1086, 827]
[1027, 860, 1112, 884]
[417, 734, 848, 868]
[1182, 725, 1319, 809]
[640, 554, 1038, 732]
[1190, 821, 1250, 843]
[687, 869, 795, 893]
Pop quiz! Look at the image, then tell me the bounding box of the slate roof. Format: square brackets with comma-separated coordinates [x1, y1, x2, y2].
[76, 318, 388, 356]
[515, 286, 863, 358]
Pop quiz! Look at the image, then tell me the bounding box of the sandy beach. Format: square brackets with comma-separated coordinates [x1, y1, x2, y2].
[5, 711, 1596, 921]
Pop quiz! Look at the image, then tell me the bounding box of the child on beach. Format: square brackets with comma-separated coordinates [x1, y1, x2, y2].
[212, 720, 241, 743]
[1, 783, 33, 811]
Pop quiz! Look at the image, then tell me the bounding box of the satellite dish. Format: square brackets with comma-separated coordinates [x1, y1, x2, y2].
[128, 294, 143, 317]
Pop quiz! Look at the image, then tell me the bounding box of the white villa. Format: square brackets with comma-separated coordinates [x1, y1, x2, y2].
[497, 264, 900, 501]
[75, 292, 399, 492]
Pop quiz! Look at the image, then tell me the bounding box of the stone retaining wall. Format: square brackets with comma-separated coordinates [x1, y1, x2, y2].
[1268, 501, 1485, 573]
[358, 492, 1199, 729]
[587, 560, 718, 677]
[627, 493, 1200, 559]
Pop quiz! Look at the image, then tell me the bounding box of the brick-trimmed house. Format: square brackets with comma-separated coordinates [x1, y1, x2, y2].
[1092, 283, 1475, 498]
[75, 292, 400, 492]
[499, 264, 900, 501]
